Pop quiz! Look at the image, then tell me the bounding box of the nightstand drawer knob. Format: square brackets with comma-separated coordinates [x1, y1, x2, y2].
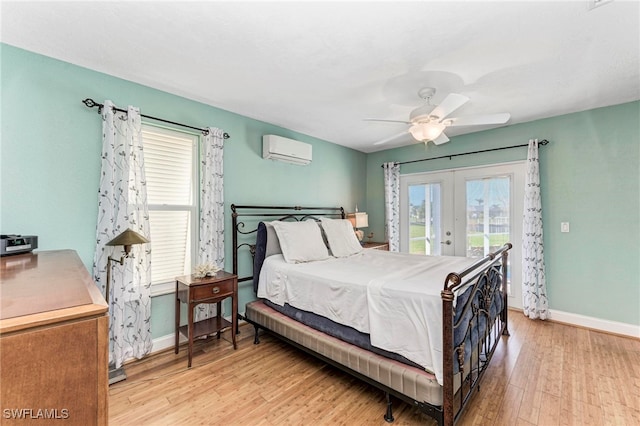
[212, 286, 220, 294]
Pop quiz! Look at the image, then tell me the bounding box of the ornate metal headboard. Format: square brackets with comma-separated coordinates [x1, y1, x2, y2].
[230, 204, 345, 285]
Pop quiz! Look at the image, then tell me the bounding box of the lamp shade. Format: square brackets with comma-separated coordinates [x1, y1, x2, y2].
[347, 212, 369, 228]
[106, 228, 149, 254]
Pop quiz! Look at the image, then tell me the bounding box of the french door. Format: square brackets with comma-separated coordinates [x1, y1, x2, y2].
[399, 162, 525, 308]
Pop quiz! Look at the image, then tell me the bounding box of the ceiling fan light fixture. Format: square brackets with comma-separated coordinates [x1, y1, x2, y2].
[368, 89, 509, 148]
[409, 122, 446, 142]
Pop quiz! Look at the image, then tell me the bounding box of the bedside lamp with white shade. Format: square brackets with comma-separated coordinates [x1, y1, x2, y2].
[347, 211, 369, 243]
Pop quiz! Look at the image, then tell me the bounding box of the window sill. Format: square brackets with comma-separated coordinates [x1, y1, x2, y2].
[151, 281, 175, 297]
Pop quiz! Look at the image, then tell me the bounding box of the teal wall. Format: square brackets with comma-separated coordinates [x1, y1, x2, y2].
[0, 44, 367, 339]
[2, 43, 638, 341]
[366, 101, 640, 326]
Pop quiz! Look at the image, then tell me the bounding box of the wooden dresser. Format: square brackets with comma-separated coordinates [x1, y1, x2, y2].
[0, 250, 108, 425]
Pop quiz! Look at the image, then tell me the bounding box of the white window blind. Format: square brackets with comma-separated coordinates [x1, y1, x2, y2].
[142, 125, 198, 293]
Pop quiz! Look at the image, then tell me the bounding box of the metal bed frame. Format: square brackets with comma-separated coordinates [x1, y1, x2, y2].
[231, 204, 511, 425]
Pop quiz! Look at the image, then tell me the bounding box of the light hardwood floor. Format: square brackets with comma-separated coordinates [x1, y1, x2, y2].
[109, 311, 640, 425]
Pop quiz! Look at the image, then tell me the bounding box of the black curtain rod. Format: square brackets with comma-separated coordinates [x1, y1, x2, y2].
[382, 139, 549, 168]
[82, 98, 230, 139]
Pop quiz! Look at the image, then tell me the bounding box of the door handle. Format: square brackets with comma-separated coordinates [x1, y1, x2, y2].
[441, 240, 452, 245]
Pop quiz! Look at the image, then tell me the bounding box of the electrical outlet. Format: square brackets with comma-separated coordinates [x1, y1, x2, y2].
[561, 222, 570, 233]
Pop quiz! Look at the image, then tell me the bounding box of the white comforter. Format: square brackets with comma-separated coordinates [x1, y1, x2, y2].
[257, 249, 477, 385]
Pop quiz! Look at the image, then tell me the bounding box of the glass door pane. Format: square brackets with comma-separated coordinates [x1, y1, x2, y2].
[408, 183, 442, 255]
[465, 176, 510, 257]
[400, 171, 454, 256]
[454, 163, 524, 309]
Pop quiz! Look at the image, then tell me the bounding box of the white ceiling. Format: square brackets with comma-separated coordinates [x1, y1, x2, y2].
[2, 1, 639, 153]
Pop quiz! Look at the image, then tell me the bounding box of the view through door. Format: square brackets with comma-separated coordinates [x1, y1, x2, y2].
[399, 162, 524, 308]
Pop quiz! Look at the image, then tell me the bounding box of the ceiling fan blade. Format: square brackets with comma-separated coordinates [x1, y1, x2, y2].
[373, 130, 409, 145]
[430, 94, 469, 120]
[432, 132, 450, 145]
[446, 113, 511, 126]
[364, 118, 412, 124]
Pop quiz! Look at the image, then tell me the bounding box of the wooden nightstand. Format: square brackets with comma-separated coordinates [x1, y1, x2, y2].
[363, 241, 389, 251]
[175, 271, 238, 367]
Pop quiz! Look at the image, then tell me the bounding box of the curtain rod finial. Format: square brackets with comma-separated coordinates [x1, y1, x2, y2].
[82, 98, 97, 108]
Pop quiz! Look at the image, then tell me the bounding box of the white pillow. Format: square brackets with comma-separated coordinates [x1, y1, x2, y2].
[320, 217, 363, 258]
[270, 220, 330, 264]
[263, 222, 282, 257]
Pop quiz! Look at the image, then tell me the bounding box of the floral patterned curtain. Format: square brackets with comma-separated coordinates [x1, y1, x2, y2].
[383, 162, 400, 252]
[92, 100, 152, 368]
[194, 127, 225, 320]
[522, 139, 549, 319]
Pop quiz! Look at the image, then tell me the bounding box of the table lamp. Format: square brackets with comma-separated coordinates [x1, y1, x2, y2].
[347, 212, 369, 243]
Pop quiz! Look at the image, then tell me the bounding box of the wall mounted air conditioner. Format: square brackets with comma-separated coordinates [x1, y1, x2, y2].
[262, 134, 312, 165]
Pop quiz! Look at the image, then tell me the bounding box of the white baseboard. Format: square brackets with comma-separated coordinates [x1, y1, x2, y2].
[152, 333, 186, 353]
[548, 309, 639, 339]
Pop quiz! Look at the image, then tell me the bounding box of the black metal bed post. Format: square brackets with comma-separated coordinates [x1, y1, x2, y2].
[384, 392, 394, 423]
[501, 244, 512, 336]
[231, 204, 239, 276]
[441, 274, 458, 426]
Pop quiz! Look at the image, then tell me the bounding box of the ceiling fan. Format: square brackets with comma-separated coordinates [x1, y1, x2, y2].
[367, 87, 511, 146]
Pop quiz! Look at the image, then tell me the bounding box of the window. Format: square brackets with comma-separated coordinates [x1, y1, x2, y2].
[142, 124, 198, 296]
